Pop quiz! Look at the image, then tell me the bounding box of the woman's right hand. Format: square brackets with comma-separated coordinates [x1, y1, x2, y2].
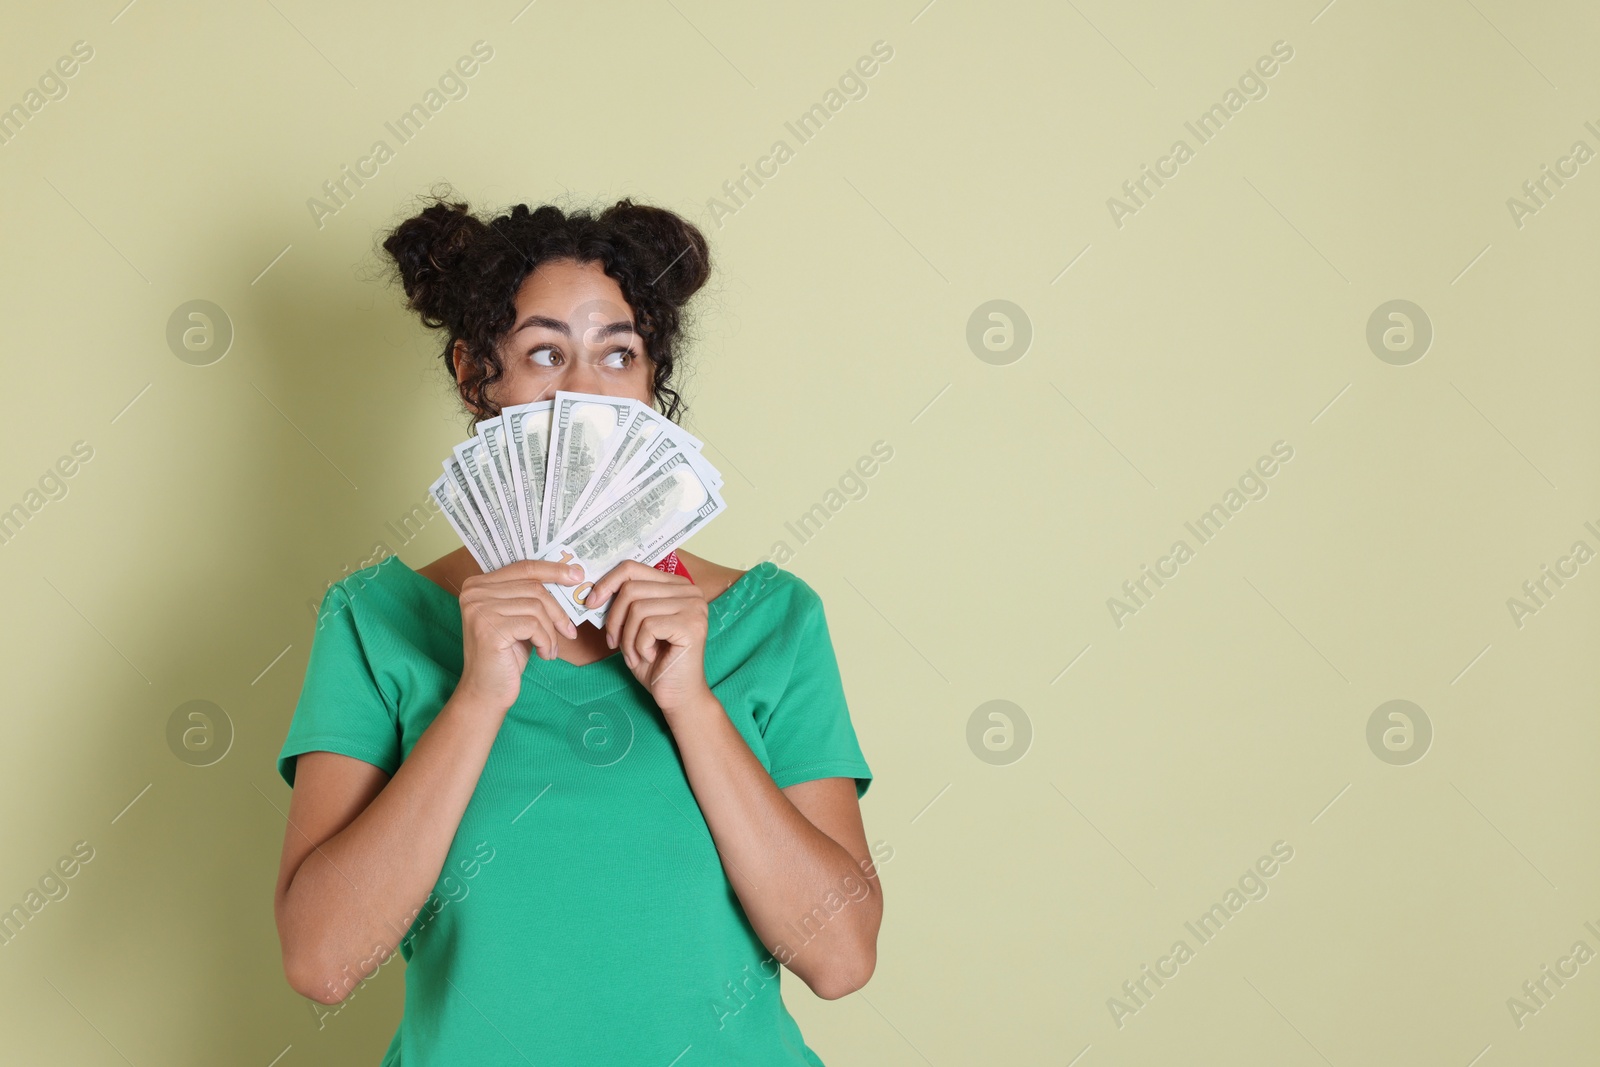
[455, 559, 586, 710]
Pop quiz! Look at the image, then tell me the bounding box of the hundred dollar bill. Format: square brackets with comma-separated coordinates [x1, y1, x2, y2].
[563, 406, 657, 537]
[454, 436, 519, 564]
[475, 415, 524, 559]
[565, 421, 720, 537]
[562, 407, 718, 532]
[538, 448, 726, 626]
[628, 410, 717, 484]
[502, 400, 553, 558]
[429, 473, 495, 573]
[444, 455, 508, 570]
[539, 391, 638, 551]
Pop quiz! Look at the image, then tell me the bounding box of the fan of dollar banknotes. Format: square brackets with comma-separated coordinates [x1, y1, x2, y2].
[427, 390, 726, 627]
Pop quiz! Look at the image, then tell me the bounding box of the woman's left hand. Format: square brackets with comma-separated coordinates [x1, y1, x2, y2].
[586, 561, 712, 716]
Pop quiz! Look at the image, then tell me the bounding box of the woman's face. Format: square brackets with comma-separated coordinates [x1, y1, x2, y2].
[457, 257, 654, 413]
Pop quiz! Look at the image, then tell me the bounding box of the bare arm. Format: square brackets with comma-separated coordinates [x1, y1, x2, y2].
[668, 696, 883, 1000]
[583, 561, 884, 1000]
[272, 691, 508, 1004]
[273, 559, 584, 1004]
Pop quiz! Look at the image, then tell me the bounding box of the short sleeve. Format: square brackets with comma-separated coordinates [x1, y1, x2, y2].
[761, 592, 873, 799]
[276, 584, 404, 788]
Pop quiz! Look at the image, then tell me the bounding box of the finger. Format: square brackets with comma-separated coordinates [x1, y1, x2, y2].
[545, 598, 579, 640]
[603, 581, 635, 653]
[459, 596, 525, 654]
[602, 579, 686, 649]
[473, 578, 583, 635]
[608, 588, 640, 662]
[490, 605, 558, 661]
[477, 571, 583, 639]
[532, 616, 562, 661]
[619, 594, 646, 666]
[470, 598, 566, 662]
[623, 597, 686, 667]
[602, 578, 684, 650]
[655, 636, 698, 678]
[617, 590, 686, 663]
[493, 559, 587, 586]
[588, 560, 685, 609]
[505, 588, 582, 639]
[635, 612, 690, 670]
[480, 564, 585, 597]
[471, 594, 579, 641]
[624, 607, 649, 668]
[502, 603, 562, 661]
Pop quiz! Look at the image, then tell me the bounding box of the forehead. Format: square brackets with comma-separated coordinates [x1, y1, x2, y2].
[514, 259, 633, 322]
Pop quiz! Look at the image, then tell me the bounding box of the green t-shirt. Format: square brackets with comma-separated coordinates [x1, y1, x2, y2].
[276, 554, 873, 1066]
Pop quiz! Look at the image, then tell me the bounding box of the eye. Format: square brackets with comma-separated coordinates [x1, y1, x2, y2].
[601, 347, 637, 369]
[529, 346, 561, 367]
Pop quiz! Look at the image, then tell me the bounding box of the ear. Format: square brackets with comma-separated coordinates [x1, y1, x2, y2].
[452, 339, 491, 418]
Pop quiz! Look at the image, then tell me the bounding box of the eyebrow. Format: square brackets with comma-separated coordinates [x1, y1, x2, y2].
[513, 314, 636, 339]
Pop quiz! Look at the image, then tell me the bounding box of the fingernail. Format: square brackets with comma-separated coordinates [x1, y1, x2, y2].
[606, 632, 615, 648]
[567, 565, 583, 580]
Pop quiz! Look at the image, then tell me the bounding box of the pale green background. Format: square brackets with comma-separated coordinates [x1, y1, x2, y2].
[1, 0, 1596, 1063]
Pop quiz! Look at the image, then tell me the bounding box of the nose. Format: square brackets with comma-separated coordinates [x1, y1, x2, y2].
[557, 313, 617, 395]
[561, 348, 607, 395]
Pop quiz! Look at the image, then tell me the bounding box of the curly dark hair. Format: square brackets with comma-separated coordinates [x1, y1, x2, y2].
[380, 184, 712, 429]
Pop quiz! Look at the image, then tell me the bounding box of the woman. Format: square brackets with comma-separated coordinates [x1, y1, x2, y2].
[272, 192, 883, 1065]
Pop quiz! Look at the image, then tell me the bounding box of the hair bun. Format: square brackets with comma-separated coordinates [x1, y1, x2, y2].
[381, 192, 487, 329]
[598, 200, 712, 304]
